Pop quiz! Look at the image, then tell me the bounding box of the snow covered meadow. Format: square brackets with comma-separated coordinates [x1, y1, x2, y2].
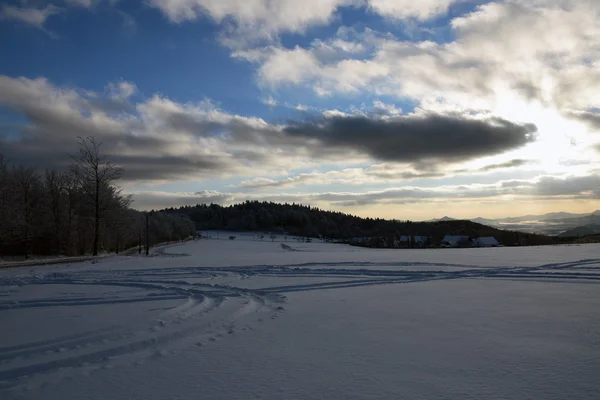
[1, 235, 599, 399]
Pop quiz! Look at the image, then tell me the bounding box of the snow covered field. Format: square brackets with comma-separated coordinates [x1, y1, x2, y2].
[1, 236, 600, 399]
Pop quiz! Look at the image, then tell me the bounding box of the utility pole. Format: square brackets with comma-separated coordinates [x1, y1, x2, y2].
[145, 212, 150, 256]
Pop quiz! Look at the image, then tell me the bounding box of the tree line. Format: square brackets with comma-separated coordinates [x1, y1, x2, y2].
[0, 137, 196, 260]
[161, 201, 572, 246]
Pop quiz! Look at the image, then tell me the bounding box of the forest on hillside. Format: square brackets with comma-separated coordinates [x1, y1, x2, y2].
[161, 201, 572, 247]
[0, 137, 195, 259]
[2, 136, 589, 260]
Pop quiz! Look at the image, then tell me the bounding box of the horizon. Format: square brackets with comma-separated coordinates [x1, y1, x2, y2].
[2, 0, 599, 221]
[132, 199, 600, 223]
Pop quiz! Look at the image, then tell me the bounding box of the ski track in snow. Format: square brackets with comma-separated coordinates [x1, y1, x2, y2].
[1, 243, 599, 390]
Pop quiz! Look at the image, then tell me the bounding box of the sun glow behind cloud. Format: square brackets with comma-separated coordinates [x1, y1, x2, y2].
[490, 92, 592, 175]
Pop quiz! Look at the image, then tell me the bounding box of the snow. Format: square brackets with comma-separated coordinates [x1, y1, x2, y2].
[1, 237, 600, 399]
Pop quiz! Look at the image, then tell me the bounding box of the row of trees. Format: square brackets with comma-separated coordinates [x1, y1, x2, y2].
[162, 201, 568, 246]
[0, 137, 196, 259]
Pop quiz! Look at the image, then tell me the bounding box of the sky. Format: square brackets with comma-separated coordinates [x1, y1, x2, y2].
[1, 0, 599, 220]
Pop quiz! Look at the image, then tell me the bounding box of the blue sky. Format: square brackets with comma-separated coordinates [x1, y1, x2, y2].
[1, 0, 600, 219]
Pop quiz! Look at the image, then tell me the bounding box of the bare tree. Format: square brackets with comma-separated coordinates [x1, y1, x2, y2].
[44, 169, 67, 254]
[104, 187, 133, 254]
[0, 154, 11, 256]
[70, 137, 124, 256]
[63, 174, 79, 255]
[12, 166, 40, 259]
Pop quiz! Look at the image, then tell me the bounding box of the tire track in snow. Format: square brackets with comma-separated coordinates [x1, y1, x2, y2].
[1, 257, 598, 389]
[0, 272, 283, 388]
[253, 259, 600, 293]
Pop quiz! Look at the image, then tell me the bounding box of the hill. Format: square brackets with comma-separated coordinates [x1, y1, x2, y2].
[558, 226, 596, 238]
[160, 201, 582, 247]
[558, 224, 600, 238]
[427, 216, 456, 222]
[432, 211, 600, 236]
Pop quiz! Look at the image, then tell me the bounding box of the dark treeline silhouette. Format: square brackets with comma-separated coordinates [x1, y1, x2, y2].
[0, 137, 195, 260]
[161, 201, 573, 247]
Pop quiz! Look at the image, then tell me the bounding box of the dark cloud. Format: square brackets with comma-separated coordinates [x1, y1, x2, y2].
[127, 172, 600, 210]
[284, 114, 537, 164]
[0, 76, 538, 184]
[331, 199, 378, 207]
[314, 188, 441, 203]
[0, 132, 232, 181]
[365, 164, 445, 180]
[569, 110, 600, 131]
[479, 159, 533, 172]
[512, 81, 542, 101]
[534, 175, 600, 198]
[130, 190, 234, 210]
[88, 97, 137, 115]
[238, 178, 290, 189]
[109, 155, 230, 181]
[501, 180, 533, 188]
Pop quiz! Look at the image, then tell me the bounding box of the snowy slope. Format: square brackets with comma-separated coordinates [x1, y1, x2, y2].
[1, 239, 600, 399]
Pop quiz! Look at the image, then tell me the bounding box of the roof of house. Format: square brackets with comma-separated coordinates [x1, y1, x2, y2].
[442, 235, 470, 243]
[474, 236, 499, 245]
[399, 235, 428, 242]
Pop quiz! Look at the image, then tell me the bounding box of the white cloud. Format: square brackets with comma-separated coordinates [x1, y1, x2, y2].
[149, 0, 358, 43]
[368, 0, 458, 20]
[262, 95, 277, 107]
[148, 0, 463, 47]
[257, 46, 320, 86]
[236, 165, 446, 189]
[130, 173, 600, 210]
[0, 4, 61, 32]
[0, 76, 300, 181]
[107, 81, 137, 99]
[251, 1, 600, 111]
[64, 0, 98, 7]
[1, 74, 596, 209]
[243, 1, 600, 171]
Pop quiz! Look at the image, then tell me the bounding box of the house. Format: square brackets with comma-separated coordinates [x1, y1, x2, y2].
[472, 236, 500, 247]
[399, 235, 430, 247]
[441, 235, 471, 248]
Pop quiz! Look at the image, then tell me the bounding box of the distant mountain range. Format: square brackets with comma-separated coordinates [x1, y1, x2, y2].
[427, 210, 600, 237]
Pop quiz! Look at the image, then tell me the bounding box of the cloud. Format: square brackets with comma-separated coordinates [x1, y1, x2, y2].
[479, 159, 533, 172]
[130, 190, 235, 210]
[237, 163, 460, 190]
[367, 0, 457, 20]
[262, 96, 277, 107]
[238, 177, 283, 189]
[285, 114, 537, 164]
[570, 110, 600, 131]
[238, 168, 377, 189]
[146, 0, 459, 27]
[148, 0, 461, 49]
[107, 81, 137, 100]
[247, 1, 600, 122]
[1, 4, 61, 34]
[117, 10, 137, 35]
[365, 164, 445, 179]
[64, 0, 98, 7]
[148, 0, 356, 44]
[0, 76, 278, 181]
[534, 175, 600, 198]
[0, 75, 543, 185]
[130, 173, 600, 210]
